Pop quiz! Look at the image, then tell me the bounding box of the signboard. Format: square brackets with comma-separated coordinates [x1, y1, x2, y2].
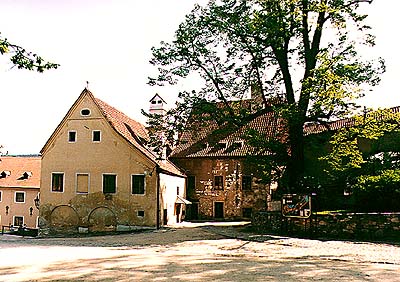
[282, 194, 312, 218]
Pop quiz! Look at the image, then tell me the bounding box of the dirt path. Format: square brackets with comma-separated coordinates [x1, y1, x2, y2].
[0, 222, 399, 281]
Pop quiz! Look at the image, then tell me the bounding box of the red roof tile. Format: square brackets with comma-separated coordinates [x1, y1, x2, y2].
[0, 156, 41, 189]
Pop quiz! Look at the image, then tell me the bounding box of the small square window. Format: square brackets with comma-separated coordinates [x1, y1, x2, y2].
[214, 176, 224, 190]
[93, 130, 101, 142]
[52, 173, 64, 192]
[137, 210, 145, 217]
[15, 192, 25, 203]
[14, 216, 24, 227]
[68, 131, 76, 142]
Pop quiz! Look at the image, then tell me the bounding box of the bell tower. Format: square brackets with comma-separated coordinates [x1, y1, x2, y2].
[149, 93, 167, 116]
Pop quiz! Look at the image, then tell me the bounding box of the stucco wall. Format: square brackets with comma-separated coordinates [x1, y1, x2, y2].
[39, 94, 160, 234]
[159, 173, 186, 225]
[0, 187, 39, 228]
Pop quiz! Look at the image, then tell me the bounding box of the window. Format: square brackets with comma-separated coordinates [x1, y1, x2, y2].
[92, 130, 101, 142]
[15, 192, 25, 203]
[217, 142, 227, 150]
[242, 208, 252, 219]
[0, 191, 2, 202]
[103, 174, 116, 194]
[214, 176, 224, 190]
[151, 100, 157, 104]
[177, 186, 180, 195]
[81, 109, 91, 116]
[132, 175, 145, 194]
[242, 175, 252, 191]
[137, 210, 145, 217]
[13, 216, 24, 227]
[157, 100, 162, 104]
[187, 176, 195, 194]
[76, 173, 89, 194]
[51, 173, 64, 192]
[0, 171, 11, 178]
[68, 131, 76, 142]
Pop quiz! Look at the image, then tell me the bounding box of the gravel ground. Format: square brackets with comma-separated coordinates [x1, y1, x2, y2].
[0, 222, 399, 282]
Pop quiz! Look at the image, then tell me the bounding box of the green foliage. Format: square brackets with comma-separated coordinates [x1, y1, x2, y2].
[0, 33, 59, 72]
[148, 0, 384, 190]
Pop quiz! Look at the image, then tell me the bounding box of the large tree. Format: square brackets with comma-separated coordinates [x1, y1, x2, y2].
[148, 0, 384, 191]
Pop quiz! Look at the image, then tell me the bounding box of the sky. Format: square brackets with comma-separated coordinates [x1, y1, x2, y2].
[0, 0, 398, 155]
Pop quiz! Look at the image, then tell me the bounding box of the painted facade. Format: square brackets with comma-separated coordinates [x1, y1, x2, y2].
[39, 89, 186, 234]
[0, 156, 40, 229]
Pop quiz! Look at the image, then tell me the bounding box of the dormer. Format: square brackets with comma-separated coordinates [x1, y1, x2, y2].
[0, 170, 11, 178]
[149, 94, 167, 116]
[18, 171, 33, 180]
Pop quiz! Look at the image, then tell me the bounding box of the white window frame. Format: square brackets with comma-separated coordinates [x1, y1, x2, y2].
[14, 191, 26, 203]
[131, 174, 146, 195]
[92, 130, 101, 143]
[68, 130, 77, 143]
[102, 173, 117, 194]
[76, 173, 90, 194]
[51, 172, 65, 193]
[13, 215, 24, 227]
[80, 108, 91, 117]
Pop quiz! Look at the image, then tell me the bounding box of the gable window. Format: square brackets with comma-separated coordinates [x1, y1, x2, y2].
[214, 176, 224, 190]
[151, 100, 157, 104]
[92, 130, 101, 142]
[242, 175, 252, 191]
[68, 131, 77, 142]
[13, 216, 24, 227]
[51, 173, 64, 192]
[15, 192, 25, 203]
[103, 174, 116, 194]
[80, 109, 91, 116]
[76, 173, 89, 194]
[132, 175, 145, 195]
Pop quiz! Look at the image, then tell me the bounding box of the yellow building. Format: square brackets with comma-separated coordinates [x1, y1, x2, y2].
[0, 156, 40, 229]
[39, 88, 187, 235]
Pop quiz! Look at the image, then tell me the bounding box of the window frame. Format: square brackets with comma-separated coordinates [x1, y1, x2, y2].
[14, 191, 26, 203]
[76, 173, 90, 194]
[80, 108, 91, 117]
[0, 190, 2, 202]
[131, 174, 145, 195]
[13, 216, 24, 227]
[92, 130, 101, 142]
[51, 172, 65, 193]
[137, 210, 145, 217]
[214, 175, 224, 190]
[102, 173, 117, 194]
[68, 131, 77, 143]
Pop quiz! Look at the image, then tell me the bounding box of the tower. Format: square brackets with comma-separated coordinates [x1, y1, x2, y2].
[149, 93, 167, 116]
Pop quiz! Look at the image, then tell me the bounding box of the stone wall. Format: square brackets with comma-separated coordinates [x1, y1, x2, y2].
[253, 211, 400, 241]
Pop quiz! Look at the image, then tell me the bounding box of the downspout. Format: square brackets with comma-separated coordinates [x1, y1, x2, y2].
[156, 165, 160, 229]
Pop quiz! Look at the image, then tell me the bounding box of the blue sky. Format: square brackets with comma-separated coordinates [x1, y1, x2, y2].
[0, 0, 398, 154]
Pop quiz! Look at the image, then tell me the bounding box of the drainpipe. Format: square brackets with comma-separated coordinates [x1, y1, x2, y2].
[156, 165, 160, 229]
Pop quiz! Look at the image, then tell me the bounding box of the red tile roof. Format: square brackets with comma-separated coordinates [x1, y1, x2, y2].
[171, 110, 287, 158]
[0, 156, 41, 189]
[90, 90, 184, 177]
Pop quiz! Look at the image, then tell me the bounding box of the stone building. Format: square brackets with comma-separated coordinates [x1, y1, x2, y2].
[39, 88, 187, 234]
[0, 155, 40, 229]
[170, 107, 285, 220]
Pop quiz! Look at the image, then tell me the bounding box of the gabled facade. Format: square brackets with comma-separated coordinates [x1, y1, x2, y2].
[0, 156, 40, 229]
[170, 108, 285, 220]
[39, 88, 187, 234]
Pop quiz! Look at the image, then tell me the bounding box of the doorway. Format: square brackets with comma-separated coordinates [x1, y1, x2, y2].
[214, 202, 224, 219]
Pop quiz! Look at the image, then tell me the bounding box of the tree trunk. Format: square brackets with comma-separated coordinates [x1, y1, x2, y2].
[287, 112, 305, 192]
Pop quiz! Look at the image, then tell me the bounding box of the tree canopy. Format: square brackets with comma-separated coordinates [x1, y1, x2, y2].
[148, 0, 384, 190]
[1, 33, 59, 72]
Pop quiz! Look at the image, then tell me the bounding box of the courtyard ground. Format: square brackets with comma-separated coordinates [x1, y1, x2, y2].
[0, 221, 399, 282]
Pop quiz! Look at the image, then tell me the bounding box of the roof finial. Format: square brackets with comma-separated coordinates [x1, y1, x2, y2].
[86, 81, 89, 89]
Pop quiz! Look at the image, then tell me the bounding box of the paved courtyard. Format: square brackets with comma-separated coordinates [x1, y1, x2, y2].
[0, 222, 399, 281]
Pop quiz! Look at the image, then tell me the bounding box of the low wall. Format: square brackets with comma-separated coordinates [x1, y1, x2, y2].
[253, 211, 400, 241]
